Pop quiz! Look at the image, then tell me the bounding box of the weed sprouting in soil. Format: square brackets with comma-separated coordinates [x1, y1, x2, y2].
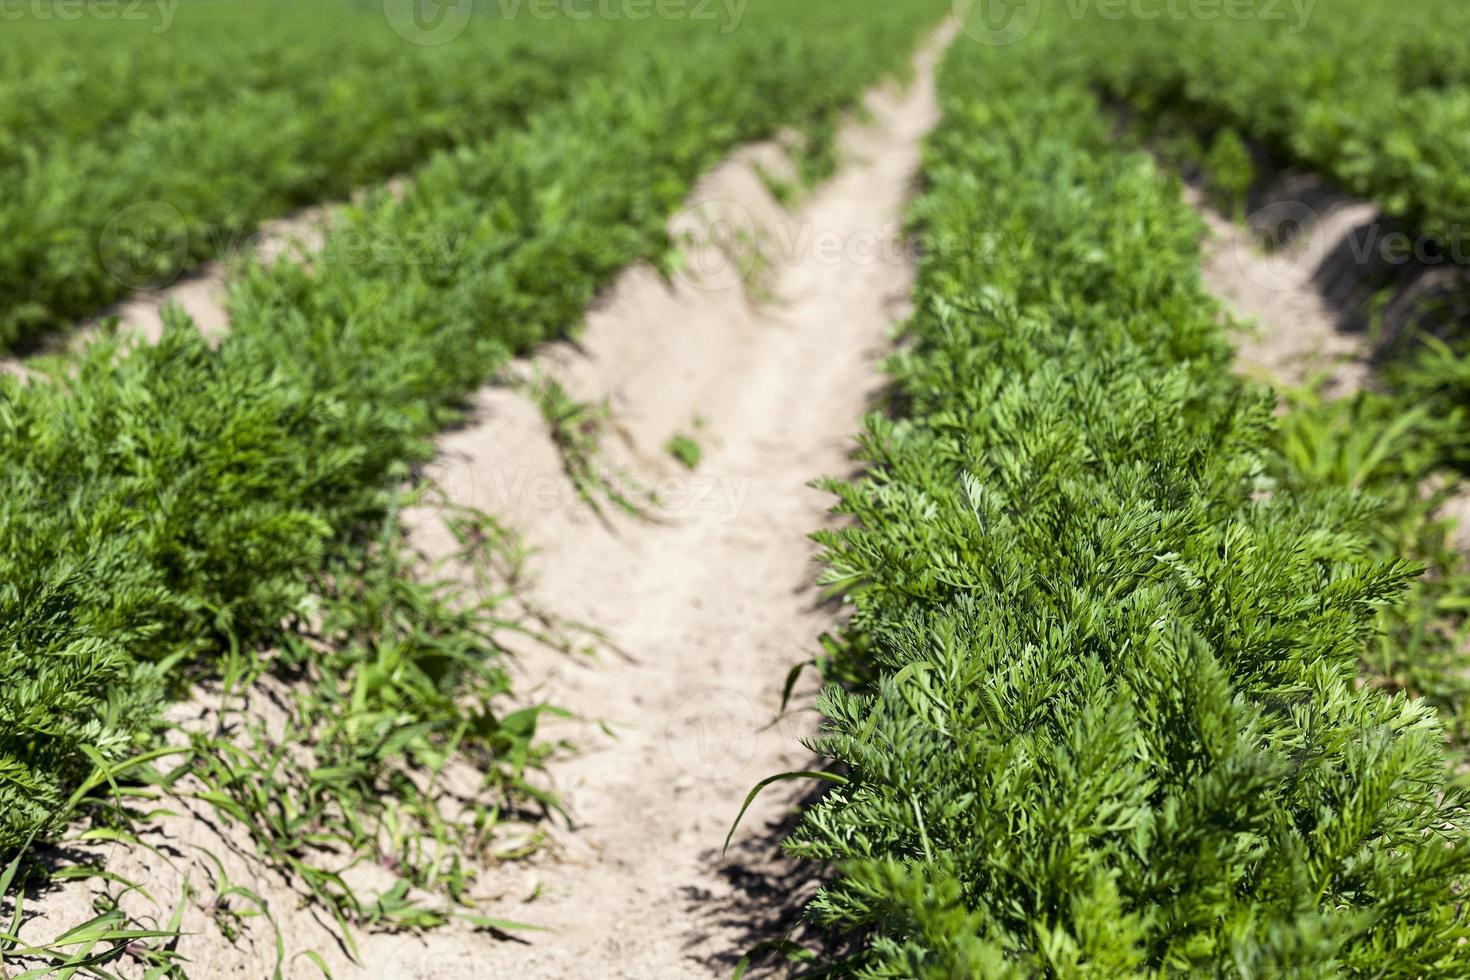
[524, 374, 654, 524]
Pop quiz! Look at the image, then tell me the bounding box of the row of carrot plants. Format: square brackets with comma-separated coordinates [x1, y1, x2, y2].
[785, 22, 1470, 977]
[1063, 0, 1470, 483]
[1064, 0, 1470, 248]
[0, 0, 947, 914]
[1053, 0, 1470, 734]
[1, 2, 638, 352]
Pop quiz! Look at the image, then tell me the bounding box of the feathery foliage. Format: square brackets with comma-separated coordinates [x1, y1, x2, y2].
[0, 2, 619, 352]
[0, 0, 948, 866]
[1060, 0, 1470, 254]
[787, 25, 1470, 977]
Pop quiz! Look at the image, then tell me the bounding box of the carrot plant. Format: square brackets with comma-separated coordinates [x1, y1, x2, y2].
[1065, 0, 1470, 256]
[782, 24, 1470, 976]
[0, 2, 951, 965]
[0, 2, 614, 353]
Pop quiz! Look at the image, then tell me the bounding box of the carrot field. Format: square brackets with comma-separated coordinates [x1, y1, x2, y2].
[3, 1, 1470, 977]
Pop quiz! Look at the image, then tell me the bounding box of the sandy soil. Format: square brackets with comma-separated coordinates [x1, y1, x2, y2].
[1185, 175, 1470, 546]
[7, 27, 949, 980]
[1187, 179, 1378, 394]
[391, 27, 951, 977]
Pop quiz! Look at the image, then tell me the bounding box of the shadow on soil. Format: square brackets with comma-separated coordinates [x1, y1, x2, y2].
[680, 782, 866, 978]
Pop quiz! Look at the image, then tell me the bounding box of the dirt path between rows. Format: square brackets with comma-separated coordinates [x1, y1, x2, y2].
[387, 29, 951, 978]
[8, 27, 950, 980]
[1187, 176, 1470, 551]
[1184, 181, 1377, 394]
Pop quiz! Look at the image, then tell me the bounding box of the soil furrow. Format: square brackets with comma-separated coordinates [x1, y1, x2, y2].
[392, 29, 951, 978]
